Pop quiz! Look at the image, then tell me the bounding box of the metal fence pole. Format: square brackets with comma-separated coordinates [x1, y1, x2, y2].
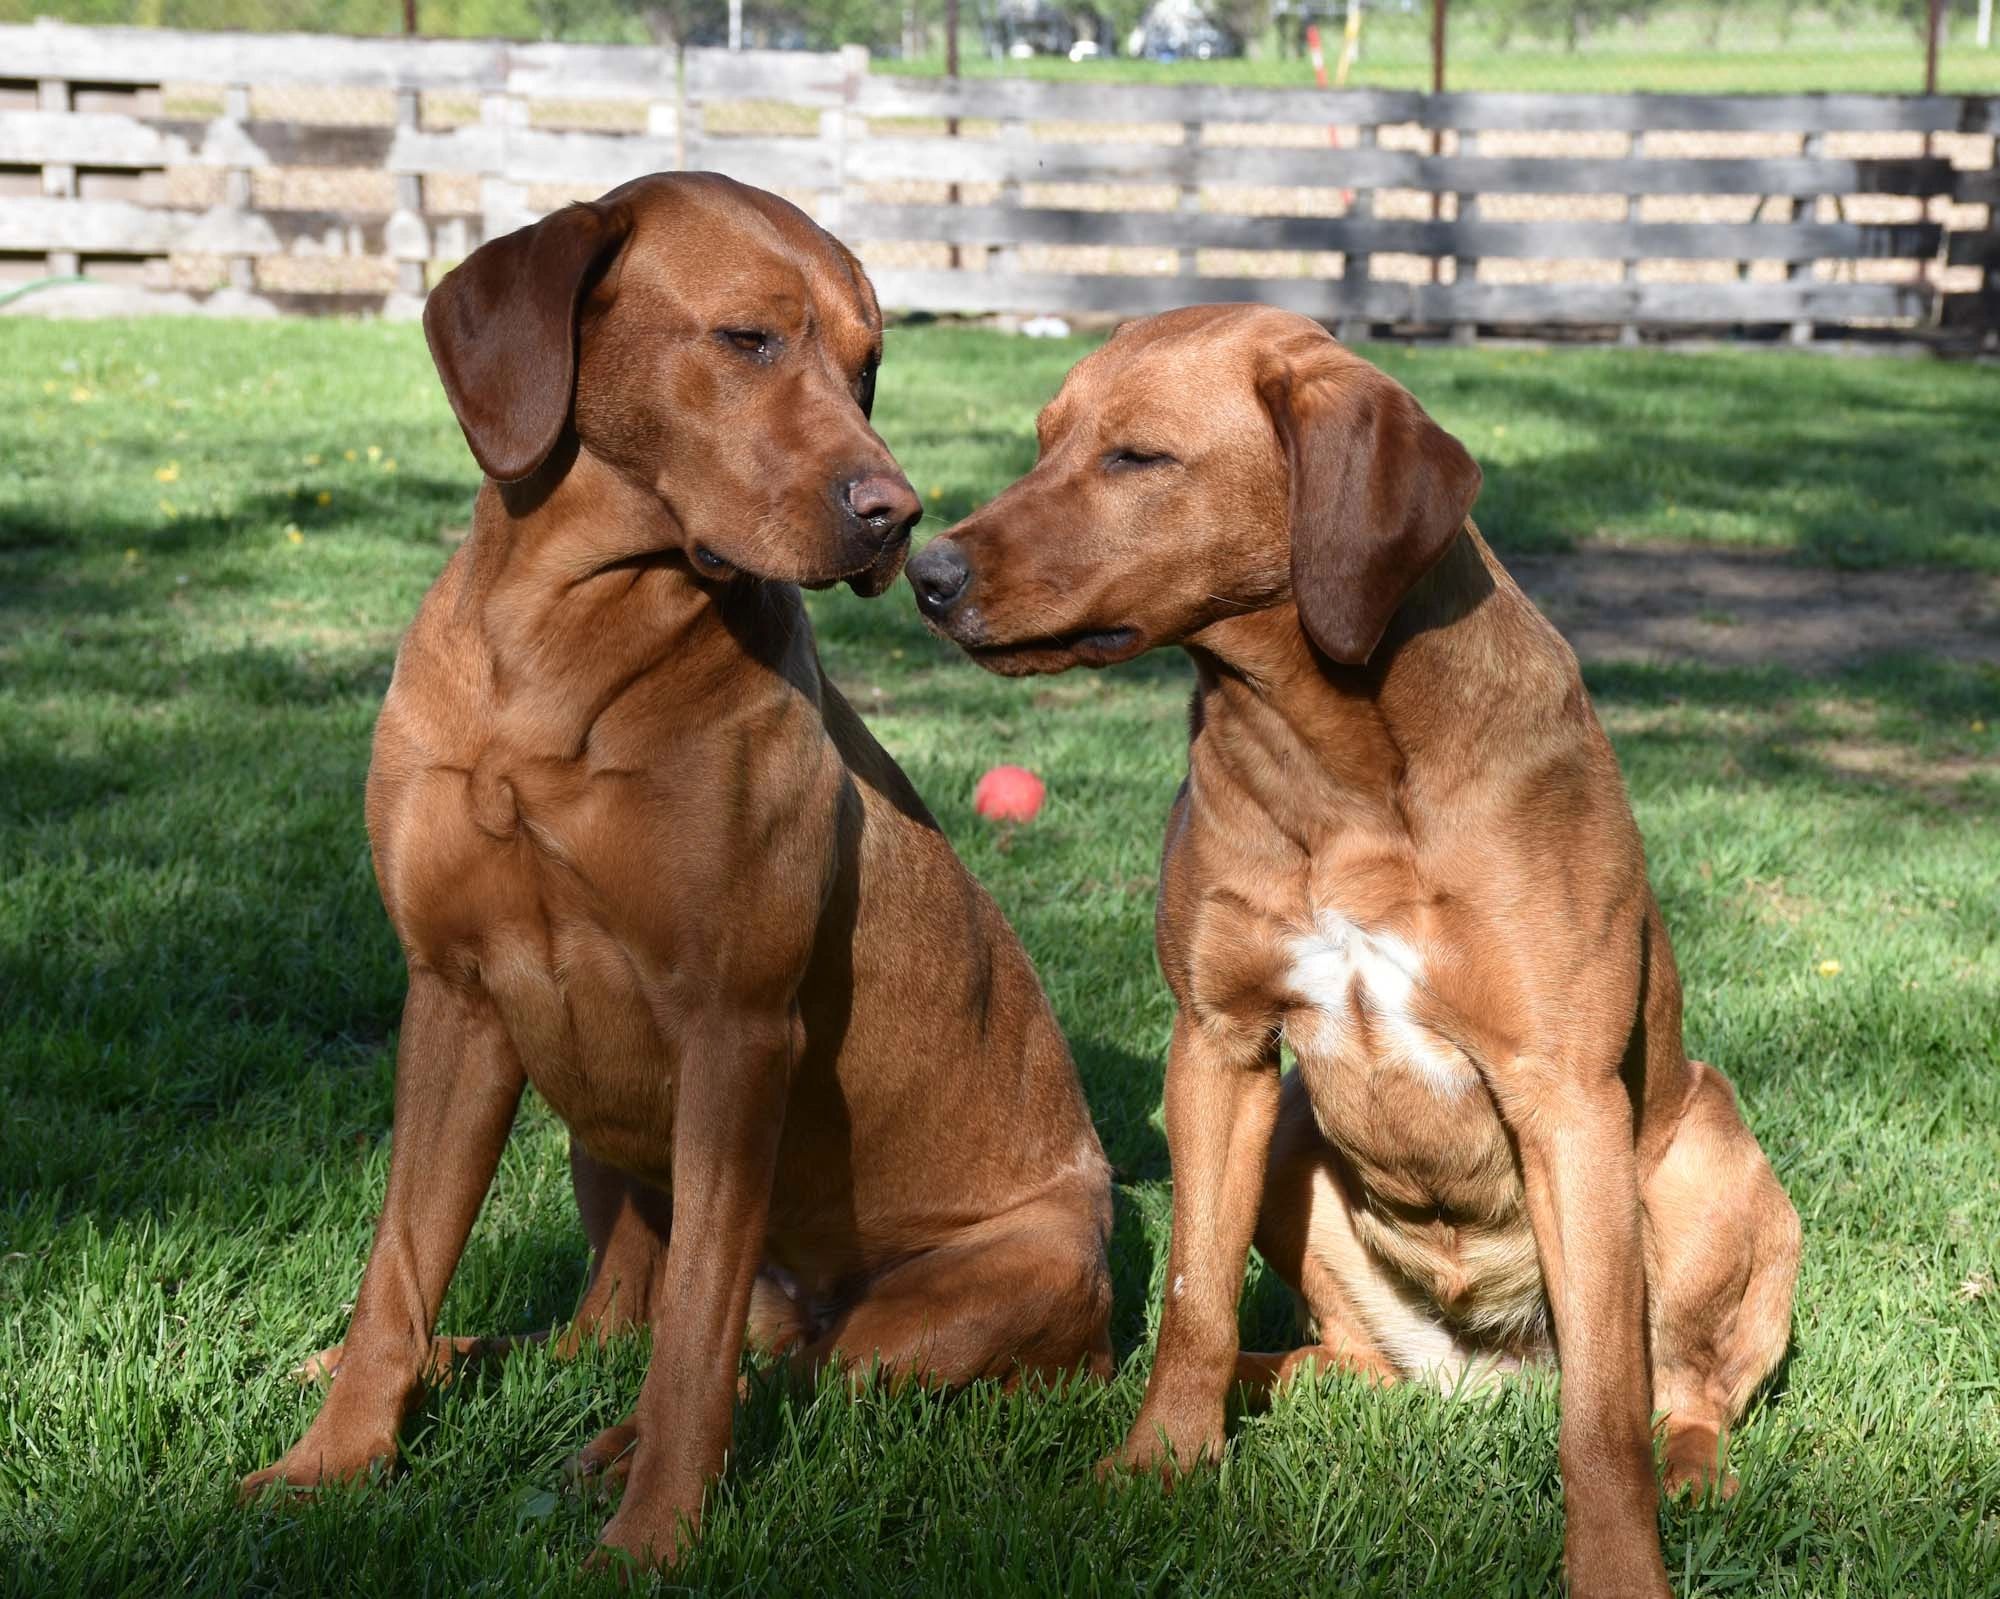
[1429, 0, 1446, 300]
[946, 0, 962, 272]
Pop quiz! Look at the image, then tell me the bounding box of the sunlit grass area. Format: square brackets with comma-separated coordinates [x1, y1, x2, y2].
[1, 319, 1996, 1596]
[884, 9, 2000, 94]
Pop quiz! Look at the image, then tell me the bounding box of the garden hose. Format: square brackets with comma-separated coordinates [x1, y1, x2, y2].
[0, 275, 91, 310]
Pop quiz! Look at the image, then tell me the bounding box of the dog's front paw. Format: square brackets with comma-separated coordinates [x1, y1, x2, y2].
[1662, 1454, 1740, 1503]
[1095, 1414, 1223, 1485]
[291, 1343, 346, 1384]
[565, 1418, 639, 1498]
[1660, 1421, 1740, 1503]
[590, 1502, 691, 1576]
[238, 1433, 398, 1503]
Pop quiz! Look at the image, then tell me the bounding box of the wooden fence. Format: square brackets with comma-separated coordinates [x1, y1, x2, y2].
[2, 18, 1995, 342]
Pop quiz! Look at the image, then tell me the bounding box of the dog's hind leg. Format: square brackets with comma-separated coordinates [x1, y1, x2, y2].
[789, 1186, 1114, 1392]
[301, 1139, 668, 1383]
[293, 1331, 541, 1386]
[1642, 1059, 1800, 1500]
[558, 1142, 674, 1356]
[1236, 1071, 1401, 1398]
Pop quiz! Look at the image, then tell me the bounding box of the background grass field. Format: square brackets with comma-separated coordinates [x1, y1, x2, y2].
[884, 10, 2000, 94]
[1, 320, 1997, 1596]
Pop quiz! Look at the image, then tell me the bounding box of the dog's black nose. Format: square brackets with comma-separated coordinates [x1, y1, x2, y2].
[842, 472, 922, 545]
[907, 540, 971, 618]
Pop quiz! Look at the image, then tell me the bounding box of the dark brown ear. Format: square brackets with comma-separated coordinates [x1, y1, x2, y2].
[1259, 353, 1482, 666]
[422, 201, 631, 483]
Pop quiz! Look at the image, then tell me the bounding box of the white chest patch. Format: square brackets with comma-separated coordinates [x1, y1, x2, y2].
[1282, 912, 1475, 1097]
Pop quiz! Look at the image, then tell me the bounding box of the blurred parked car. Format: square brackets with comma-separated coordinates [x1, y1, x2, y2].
[1129, 0, 1242, 60]
[989, 0, 1075, 56]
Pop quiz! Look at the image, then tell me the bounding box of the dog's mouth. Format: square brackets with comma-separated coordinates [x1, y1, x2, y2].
[699, 528, 911, 598]
[957, 623, 1143, 677]
[841, 528, 914, 598]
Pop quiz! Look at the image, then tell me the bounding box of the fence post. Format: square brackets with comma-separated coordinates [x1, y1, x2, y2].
[1789, 132, 1823, 346]
[1987, 130, 2000, 352]
[1450, 129, 1476, 344]
[36, 77, 78, 280]
[1337, 122, 1373, 344]
[391, 87, 428, 300]
[819, 45, 870, 238]
[818, 109, 847, 233]
[667, 46, 686, 171]
[222, 84, 255, 292]
[479, 89, 528, 248]
[991, 117, 1028, 276]
[1620, 131, 1642, 346]
[945, 0, 962, 272]
[1174, 120, 1202, 279]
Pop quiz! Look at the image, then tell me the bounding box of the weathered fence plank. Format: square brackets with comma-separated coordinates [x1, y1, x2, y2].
[1, 18, 674, 99]
[684, 47, 858, 105]
[678, 136, 840, 189]
[0, 197, 415, 254]
[857, 78, 1996, 135]
[841, 204, 1942, 263]
[867, 269, 1929, 323]
[846, 138, 1953, 196]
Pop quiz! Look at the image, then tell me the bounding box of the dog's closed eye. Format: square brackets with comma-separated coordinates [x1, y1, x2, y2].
[718, 328, 778, 361]
[1104, 448, 1176, 472]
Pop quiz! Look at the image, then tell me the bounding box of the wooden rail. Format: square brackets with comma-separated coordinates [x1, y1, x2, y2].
[2, 18, 1994, 342]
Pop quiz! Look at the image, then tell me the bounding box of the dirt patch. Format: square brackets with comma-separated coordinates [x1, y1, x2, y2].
[1507, 544, 2000, 673]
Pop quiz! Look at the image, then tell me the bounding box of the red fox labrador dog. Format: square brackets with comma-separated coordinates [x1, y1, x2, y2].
[239, 173, 1113, 1569]
[907, 304, 1799, 1598]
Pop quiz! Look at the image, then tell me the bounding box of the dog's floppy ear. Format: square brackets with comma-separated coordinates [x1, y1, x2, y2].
[423, 201, 632, 483]
[1258, 350, 1482, 666]
[825, 233, 884, 420]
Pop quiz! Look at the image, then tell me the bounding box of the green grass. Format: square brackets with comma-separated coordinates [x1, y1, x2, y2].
[884, 9, 2000, 94]
[1, 319, 1997, 1596]
[14, 0, 1998, 91]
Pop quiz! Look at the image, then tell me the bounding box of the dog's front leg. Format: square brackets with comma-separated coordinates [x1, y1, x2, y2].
[1105, 1012, 1279, 1478]
[241, 972, 525, 1498]
[594, 1006, 795, 1570]
[1509, 1063, 1671, 1599]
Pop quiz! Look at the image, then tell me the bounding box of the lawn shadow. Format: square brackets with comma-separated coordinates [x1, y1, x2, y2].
[1, 470, 468, 554]
[1584, 654, 1999, 819]
[1375, 352, 2000, 571]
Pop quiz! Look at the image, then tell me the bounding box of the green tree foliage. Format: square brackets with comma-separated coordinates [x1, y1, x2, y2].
[1467, 0, 1656, 52]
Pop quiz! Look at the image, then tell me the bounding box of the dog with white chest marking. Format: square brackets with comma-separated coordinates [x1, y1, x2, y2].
[906, 304, 1801, 1599]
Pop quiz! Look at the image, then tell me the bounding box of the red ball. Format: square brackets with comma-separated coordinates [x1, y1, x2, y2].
[974, 764, 1046, 824]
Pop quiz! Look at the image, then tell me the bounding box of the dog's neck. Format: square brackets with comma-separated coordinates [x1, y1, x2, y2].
[1183, 528, 1562, 841]
[458, 446, 813, 754]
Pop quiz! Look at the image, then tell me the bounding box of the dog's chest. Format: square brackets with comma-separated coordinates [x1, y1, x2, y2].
[393, 781, 719, 1179]
[1277, 910, 1516, 1215]
[1281, 913, 1472, 1098]
[480, 907, 683, 1175]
